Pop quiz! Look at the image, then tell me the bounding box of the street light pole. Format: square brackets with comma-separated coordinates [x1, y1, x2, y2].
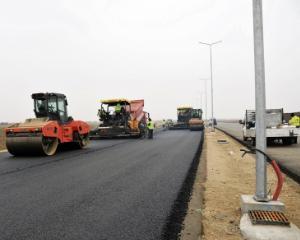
[253, 0, 268, 201]
[199, 92, 203, 109]
[199, 41, 222, 130]
[199, 78, 209, 120]
[209, 46, 214, 129]
[200, 91, 206, 110]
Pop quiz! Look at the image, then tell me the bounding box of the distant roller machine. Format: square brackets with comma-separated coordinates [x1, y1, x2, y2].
[90, 99, 149, 138]
[169, 106, 204, 131]
[5, 93, 90, 156]
[189, 108, 205, 131]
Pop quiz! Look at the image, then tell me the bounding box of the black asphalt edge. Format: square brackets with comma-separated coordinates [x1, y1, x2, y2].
[216, 127, 300, 185]
[161, 131, 204, 240]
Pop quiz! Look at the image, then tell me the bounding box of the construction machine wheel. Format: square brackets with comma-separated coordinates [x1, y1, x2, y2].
[74, 133, 89, 149]
[138, 123, 146, 138]
[42, 137, 59, 155]
[282, 137, 292, 146]
[293, 137, 298, 144]
[251, 138, 256, 147]
[6, 136, 59, 156]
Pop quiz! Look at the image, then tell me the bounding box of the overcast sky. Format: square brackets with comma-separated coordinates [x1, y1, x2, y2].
[0, 0, 299, 121]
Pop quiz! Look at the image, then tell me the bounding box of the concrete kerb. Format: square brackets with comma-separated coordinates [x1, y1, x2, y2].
[241, 195, 285, 214]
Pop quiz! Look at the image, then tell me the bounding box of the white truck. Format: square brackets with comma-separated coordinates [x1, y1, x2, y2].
[240, 109, 299, 145]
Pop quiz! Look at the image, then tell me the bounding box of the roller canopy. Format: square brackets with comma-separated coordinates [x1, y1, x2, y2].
[32, 93, 66, 100]
[100, 99, 131, 105]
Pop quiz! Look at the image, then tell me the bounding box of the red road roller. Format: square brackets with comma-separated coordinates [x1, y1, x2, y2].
[5, 93, 90, 156]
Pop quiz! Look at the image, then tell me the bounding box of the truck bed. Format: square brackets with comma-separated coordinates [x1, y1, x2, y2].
[244, 126, 300, 138]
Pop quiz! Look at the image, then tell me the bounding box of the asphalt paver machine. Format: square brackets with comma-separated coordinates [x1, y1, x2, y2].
[169, 106, 193, 130]
[90, 99, 148, 138]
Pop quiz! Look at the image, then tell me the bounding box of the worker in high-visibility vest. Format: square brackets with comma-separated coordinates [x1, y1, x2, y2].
[296, 113, 300, 127]
[162, 119, 166, 129]
[147, 118, 155, 139]
[115, 103, 122, 123]
[289, 113, 300, 127]
[115, 103, 121, 114]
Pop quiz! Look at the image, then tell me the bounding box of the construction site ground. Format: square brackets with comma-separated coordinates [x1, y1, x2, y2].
[180, 129, 300, 240]
[0, 125, 9, 150]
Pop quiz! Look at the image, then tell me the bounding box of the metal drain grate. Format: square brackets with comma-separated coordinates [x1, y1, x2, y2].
[249, 210, 290, 226]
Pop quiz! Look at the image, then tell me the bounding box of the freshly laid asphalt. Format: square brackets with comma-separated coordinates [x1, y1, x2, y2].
[0, 130, 203, 240]
[217, 122, 300, 181]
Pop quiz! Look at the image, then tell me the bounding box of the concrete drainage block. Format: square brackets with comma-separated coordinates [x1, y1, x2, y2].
[241, 195, 285, 214]
[240, 213, 300, 240]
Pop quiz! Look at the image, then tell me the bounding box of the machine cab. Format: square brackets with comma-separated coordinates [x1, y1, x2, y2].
[177, 107, 193, 123]
[191, 109, 203, 119]
[32, 93, 69, 122]
[98, 99, 130, 125]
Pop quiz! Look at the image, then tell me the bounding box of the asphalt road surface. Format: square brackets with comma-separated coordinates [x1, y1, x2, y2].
[217, 122, 300, 179]
[0, 130, 203, 240]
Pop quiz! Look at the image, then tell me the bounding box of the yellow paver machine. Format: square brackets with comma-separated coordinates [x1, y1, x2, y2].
[90, 99, 149, 138]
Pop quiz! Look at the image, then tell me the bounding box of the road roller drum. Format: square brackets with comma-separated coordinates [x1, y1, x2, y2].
[6, 136, 59, 156]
